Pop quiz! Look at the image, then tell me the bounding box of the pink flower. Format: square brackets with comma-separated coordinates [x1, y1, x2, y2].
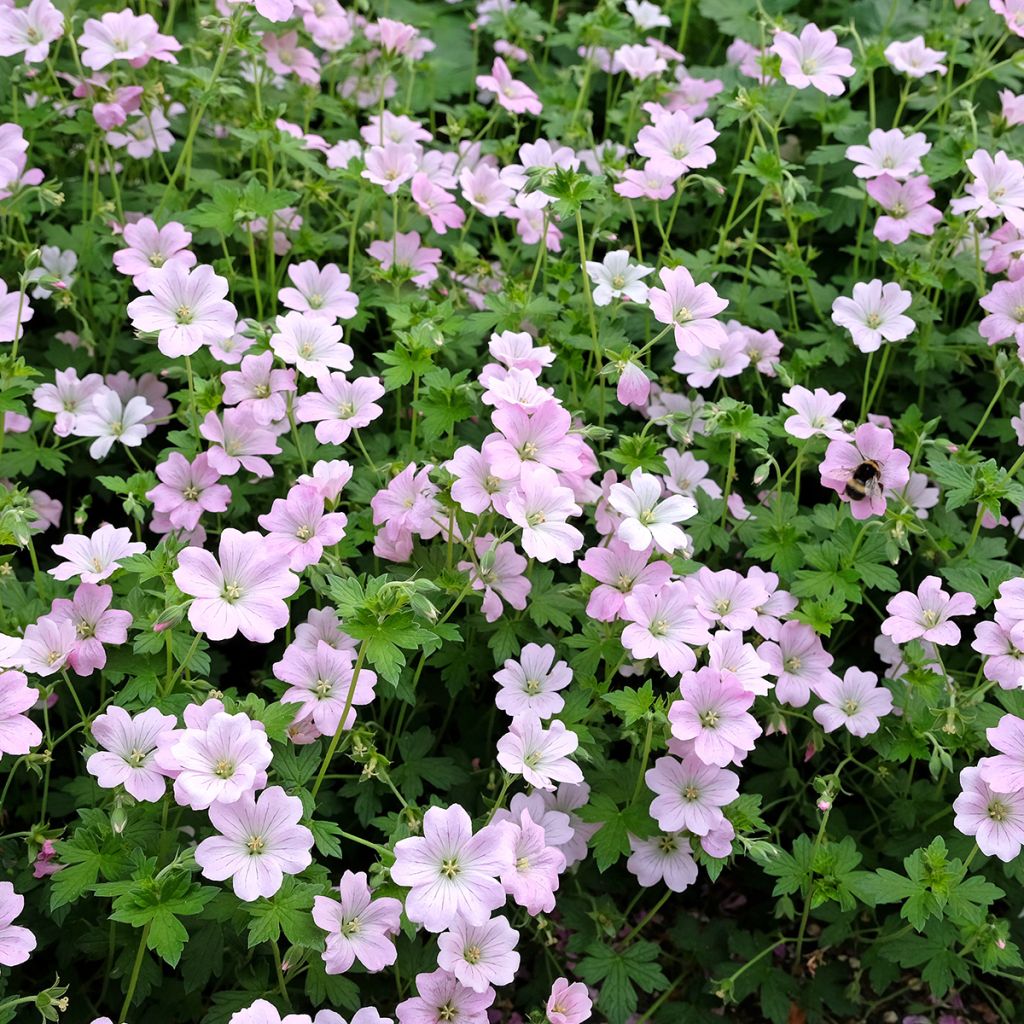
[979, 276, 1024, 345]
[494, 643, 572, 719]
[411, 173, 466, 233]
[270, 311, 353, 377]
[295, 373, 385, 444]
[220, 352, 296, 425]
[147, 453, 231, 532]
[50, 583, 131, 675]
[881, 576, 976, 646]
[505, 463, 584, 564]
[579, 542, 673, 622]
[621, 581, 711, 675]
[32, 839, 61, 879]
[262, 31, 320, 85]
[635, 110, 719, 179]
[367, 231, 442, 287]
[845, 129, 930, 180]
[497, 716, 583, 790]
[616, 361, 651, 407]
[437, 916, 520, 993]
[448, 446, 514, 516]
[782, 386, 848, 440]
[391, 804, 510, 933]
[673, 331, 749, 387]
[953, 766, 1024, 861]
[50, 524, 145, 583]
[200, 408, 282, 479]
[362, 142, 419, 194]
[608, 468, 696, 553]
[15, 616, 75, 676]
[759, 621, 837, 707]
[668, 667, 761, 766]
[645, 753, 739, 835]
[488, 330, 554, 374]
[460, 164, 513, 217]
[195, 786, 313, 901]
[613, 43, 667, 80]
[313, 870, 402, 974]
[274, 641, 377, 738]
[813, 668, 892, 737]
[278, 260, 358, 322]
[771, 24, 855, 96]
[1002, 89, 1024, 126]
[371, 463, 442, 541]
[647, 266, 728, 355]
[483, 403, 578, 480]
[32, 367, 105, 438]
[0, 0, 64, 64]
[993, 0, 1024, 38]
[127, 263, 237, 358]
[297, 460, 354, 503]
[498, 810, 565, 914]
[614, 165, 676, 201]
[258, 484, 348, 572]
[0, 882, 36, 966]
[396, 968, 494, 1024]
[113, 217, 195, 289]
[884, 36, 947, 77]
[0, 276, 33, 343]
[866, 174, 942, 243]
[972, 621, 1024, 689]
[546, 979, 593, 1024]
[626, 832, 697, 892]
[173, 528, 300, 643]
[476, 57, 541, 116]
[689, 567, 769, 632]
[458, 536, 531, 622]
[950, 150, 1024, 228]
[831, 280, 914, 353]
[819, 423, 911, 518]
[71, 389, 152, 459]
[0, 670, 41, 755]
[980, 715, 1024, 794]
[78, 10, 180, 69]
[87, 706, 175, 802]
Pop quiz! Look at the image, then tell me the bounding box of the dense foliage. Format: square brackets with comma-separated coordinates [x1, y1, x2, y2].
[3, 1, 1024, 1023]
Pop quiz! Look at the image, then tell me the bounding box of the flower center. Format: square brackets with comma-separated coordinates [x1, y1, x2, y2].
[713, 598, 731, 616]
[841, 698, 861, 716]
[675, 305, 693, 324]
[463, 944, 483, 965]
[314, 678, 332, 699]
[77, 621, 96, 639]
[254, 383, 271, 399]
[183, 484, 200, 500]
[784, 655, 802, 672]
[175, 304, 194, 325]
[865, 312, 882, 329]
[699, 709, 720, 728]
[296, 524, 314, 541]
[299, 342, 315, 358]
[308, 292, 324, 308]
[921, 609, 940, 627]
[125, 748, 147, 767]
[341, 918, 361, 937]
[520, 440, 539, 459]
[989, 799, 1010, 822]
[682, 784, 700, 801]
[526, 511, 546, 527]
[246, 834, 265, 855]
[611, 273, 626, 289]
[638, 507, 656, 525]
[616, 572, 635, 591]
[339, 401, 356, 417]
[222, 581, 242, 602]
[440, 857, 460, 879]
[214, 758, 236, 779]
[657, 835, 677, 854]
[149, 252, 166, 267]
[525, 677, 542, 695]
[515, 855, 530, 871]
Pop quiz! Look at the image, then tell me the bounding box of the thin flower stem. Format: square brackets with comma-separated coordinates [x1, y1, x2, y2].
[311, 639, 369, 800]
[623, 887, 672, 944]
[119, 922, 152, 1022]
[164, 632, 202, 697]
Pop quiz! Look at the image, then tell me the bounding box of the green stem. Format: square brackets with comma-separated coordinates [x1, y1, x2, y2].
[310, 639, 369, 800]
[119, 923, 152, 1021]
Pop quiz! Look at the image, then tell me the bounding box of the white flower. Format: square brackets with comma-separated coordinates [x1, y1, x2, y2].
[71, 388, 152, 459]
[584, 250, 654, 306]
[608, 468, 697, 553]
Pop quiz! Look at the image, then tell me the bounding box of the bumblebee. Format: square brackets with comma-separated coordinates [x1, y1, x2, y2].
[845, 459, 882, 501]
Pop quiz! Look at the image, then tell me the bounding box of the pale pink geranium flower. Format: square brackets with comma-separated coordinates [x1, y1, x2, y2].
[313, 870, 402, 975]
[173, 528, 300, 643]
[295, 373, 386, 445]
[585, 250, 654, 306]
[262, 31, 319, 84]
[497, 810, 565, 914]
[448, 446, 514, 516]
[881, 576, 976, 646]
[613, 43, 667, 80]
[459, 537, 531, 622]
[645, 754, 739, 835]
[87, 706, 176, 802]
[759, 621, 838, 707]
[395, 968, 495, 1024]
[647, 266, 728, 355]
[279, 260, 358, 322]
[488, 330, 555, 374]
[972, 621, 1024, 689]
[668, 667, 761, 767]
[257, 483, 348, 572]
[782, 386, 848, 440]
[50, 582, 131, 675]
[200, 408, 282, 479]
[411, 173, 465, 234]
[673, 330, 750, 387]
[113, 217, 196, 289]
[270, 311, 353, 377]
[14, 616, 75, 677]
[483, 403, 578, 480]
[0, 670, 41, 756]
[635, 110, 719, 180]
[494, 643, 572, 719]
[71, 388, 152, 459]
[950, 150, 1024, 228]
[195, 786, 313, 902]
[33, 367, 105, 437]
[146, 453, 231, 532]
[505, 463, 584, 564]
[884, 36, 947, 77]
[993, 0, 1024, 38]
[771, 24, 855, 96]
[220, 352, 296, 426]
[0, 882, 36, 966]
[126, 263, 236, 358]
[77, 10, 180, 69]
[362, 142, 419, 194]
[819, 423, 911, 518]
[627, 832, 698, 893]
[609, 468, 697, 554]
[813, 668, 893, 737]
[367, 232, 442, 287]
[980, 714, 1024, 794]
[437, 916, 520, 993]
[614, 164, 676, 201]
[953, 766, 1024, 861]
[297, 460, 354, 504]
[0, 0, 64, 64]
[980, 277, 1024, 346]
[546, 979, 592, 1024]
[497, 716, 583, 790]
[845, 129, 930, 180]
[578, 541, 673, 622]
[460, 164, 514, 217]
[274, 640, 377, 738]
[621, 581, 712, 675]
[831, 280, 914, 353]
[50, 524, 145, 583]
[476, 57, 542, 116]
[706, 630, 772, 695]
[391, 804, 510, 932]
[689, 567, 770, 632]
[0, 277, 32, 343]
[866, 175, 943, 243]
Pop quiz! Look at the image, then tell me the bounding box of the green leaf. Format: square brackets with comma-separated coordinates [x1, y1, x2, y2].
[601, 682, 654, 726]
